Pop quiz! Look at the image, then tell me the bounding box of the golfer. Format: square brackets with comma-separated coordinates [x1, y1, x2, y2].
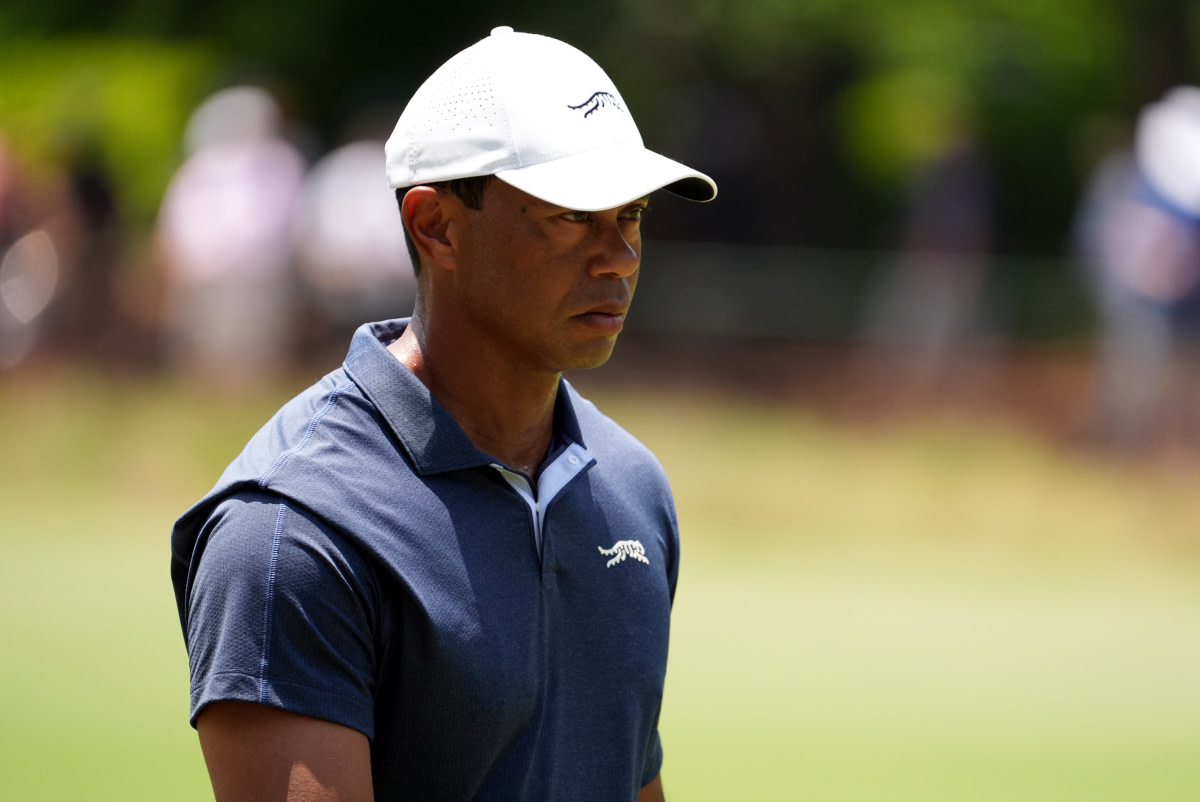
[172, 26, 716, 801]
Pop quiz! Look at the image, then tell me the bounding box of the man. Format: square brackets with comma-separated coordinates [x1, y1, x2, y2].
[171, 26, 716, 801]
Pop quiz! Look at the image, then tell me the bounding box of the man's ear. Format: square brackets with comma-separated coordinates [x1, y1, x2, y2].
[402, 186, 458, 270]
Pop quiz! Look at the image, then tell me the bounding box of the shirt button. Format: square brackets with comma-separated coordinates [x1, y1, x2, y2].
[567, 455, 580, 465]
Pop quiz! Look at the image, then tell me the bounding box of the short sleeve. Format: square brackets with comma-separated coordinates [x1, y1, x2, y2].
[183, 490, 379, 738]
[642, 730, 664, 788]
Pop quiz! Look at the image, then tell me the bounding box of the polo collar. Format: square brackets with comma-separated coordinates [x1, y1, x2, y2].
[342, 319, 588, 476]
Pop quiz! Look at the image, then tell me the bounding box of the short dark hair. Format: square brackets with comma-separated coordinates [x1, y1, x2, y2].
[396, 175, 495, 274]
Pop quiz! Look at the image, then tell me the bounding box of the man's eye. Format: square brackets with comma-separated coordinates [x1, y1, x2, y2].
[623, 205, 649, 222]
[562, 211, 591, 223]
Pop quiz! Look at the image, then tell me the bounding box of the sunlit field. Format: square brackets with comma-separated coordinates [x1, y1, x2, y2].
[3, 370, 1199, 801]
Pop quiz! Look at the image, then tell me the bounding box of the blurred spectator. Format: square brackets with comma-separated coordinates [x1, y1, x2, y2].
[156, 85, 305, 389]
[0, 135, 30, 367]
[858, 126, 994, 377]
[1074, 88, 1200, 452]
[0, 228, 60, 370]
[0, 133, 63, 370]
[39, 140, 130, 366]
[289, 139, 414, 363]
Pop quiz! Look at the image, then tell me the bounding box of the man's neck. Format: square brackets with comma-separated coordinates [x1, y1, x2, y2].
[387, 318, 560, 478]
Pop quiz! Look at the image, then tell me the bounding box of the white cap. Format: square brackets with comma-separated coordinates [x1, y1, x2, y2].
[1136, 86, 1200, 216]
[385, 26, 717, 211]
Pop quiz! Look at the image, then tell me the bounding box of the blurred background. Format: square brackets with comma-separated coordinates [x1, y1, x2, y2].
[3, 1, 1200, 799]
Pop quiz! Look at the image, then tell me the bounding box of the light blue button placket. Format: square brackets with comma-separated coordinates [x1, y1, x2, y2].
[490, 441, 593, 558]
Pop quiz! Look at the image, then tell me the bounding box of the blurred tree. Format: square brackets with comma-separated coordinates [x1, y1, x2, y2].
[591, 0, 1153, 253]
[0, 0, 1196, 255]
[0, 37, 220, 224]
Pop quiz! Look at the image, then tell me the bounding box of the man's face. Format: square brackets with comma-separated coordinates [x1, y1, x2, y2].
[449, 179, 646, 374]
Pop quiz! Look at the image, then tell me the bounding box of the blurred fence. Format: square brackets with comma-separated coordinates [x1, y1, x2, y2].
[633, 240, 1094, 345]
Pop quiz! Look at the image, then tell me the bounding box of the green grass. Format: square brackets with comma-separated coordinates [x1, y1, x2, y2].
[3, 371, 1200, 800]
[659, 554, 1200, 800]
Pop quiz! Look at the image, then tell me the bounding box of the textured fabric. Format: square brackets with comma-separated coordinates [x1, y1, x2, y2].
[171, 318, 680, 800]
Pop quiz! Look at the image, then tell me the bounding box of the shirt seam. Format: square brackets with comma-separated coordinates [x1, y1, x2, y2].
[259, 389, 343, 487]
[202, 669, 371, 708]
[195, 670, 376, 738]
[258, 501, 287, 704]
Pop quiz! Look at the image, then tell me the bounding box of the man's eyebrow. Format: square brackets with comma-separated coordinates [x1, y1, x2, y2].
[521, 197, 562, 210]
[522, 199, 576, 215]
[527, 197, 650, 214]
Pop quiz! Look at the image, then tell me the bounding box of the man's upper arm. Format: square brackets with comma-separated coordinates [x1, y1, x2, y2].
[638, 773, 665, 802]
[198, 701, 373, 802]
[184, 492, 379, 734]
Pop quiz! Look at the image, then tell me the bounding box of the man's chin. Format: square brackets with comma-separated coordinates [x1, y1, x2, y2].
[561, 338, 620, 372]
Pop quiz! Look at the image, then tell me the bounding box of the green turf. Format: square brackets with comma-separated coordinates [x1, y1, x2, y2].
[659, 553, 1200, 801]
[3, 372, 1199, 800]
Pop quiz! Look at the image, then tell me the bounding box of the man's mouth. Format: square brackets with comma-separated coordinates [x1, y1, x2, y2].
[574, 302, 629, 334]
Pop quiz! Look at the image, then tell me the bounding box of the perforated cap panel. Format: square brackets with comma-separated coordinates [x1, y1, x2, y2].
[384, 27, 717, 208]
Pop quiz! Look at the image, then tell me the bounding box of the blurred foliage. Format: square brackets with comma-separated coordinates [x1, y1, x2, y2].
[0, 37, 221, 224]
[0, 0, 1197, 251]
[593, 0, 1179, 252]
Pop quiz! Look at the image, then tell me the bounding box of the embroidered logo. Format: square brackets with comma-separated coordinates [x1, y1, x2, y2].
[568, 91, 623, 118]
[598, 540, 650, 567]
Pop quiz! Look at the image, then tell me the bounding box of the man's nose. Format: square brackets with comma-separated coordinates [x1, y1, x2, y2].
[589, 221, 640, 278]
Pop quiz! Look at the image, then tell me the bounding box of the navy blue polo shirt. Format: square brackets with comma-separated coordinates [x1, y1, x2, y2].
[171, 319, 680, 800]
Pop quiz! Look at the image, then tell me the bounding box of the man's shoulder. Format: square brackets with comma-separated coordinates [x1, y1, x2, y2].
[564, 383, 654, 456]
[227, 369, 392, 488]
[562, 382, 672, 495]
[172, 368, 396, 551]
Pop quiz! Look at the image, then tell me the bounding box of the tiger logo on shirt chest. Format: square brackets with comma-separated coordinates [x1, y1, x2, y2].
[597, 540, 650, 567]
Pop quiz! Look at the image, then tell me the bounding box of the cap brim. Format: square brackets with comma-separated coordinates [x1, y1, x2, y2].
[495, 146, 717, 211]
